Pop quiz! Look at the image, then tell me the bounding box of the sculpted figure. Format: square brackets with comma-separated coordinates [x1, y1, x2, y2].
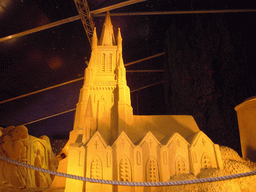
[40, 135, 58, 181]
[0, 126, 15, 183]
[34, 149, 49, 187]
[1, 125, 28, 188]
[0, 126, 58, 189]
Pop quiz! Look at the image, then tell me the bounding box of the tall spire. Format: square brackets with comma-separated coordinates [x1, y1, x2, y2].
[72, 11, 132, 144]
[117, 28, 122, 52]
[91, 27, 98, 50]
[83, 95, 95, 143]
[84, 95, 93, 119]
[99, 11, 116, 46]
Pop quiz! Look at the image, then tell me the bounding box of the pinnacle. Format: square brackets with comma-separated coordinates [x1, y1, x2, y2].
[99, 11, 116, 46]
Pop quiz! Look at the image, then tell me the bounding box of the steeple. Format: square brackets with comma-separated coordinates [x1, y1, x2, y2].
[84, 95, 93, 118]
[99, 11, 116, 46]
[91, 27, 98, 50]
[117, 28, 126, 85]
[83, 95, 95, 143]
[72, 11, 133, 144]
[117, 28, 122, 51]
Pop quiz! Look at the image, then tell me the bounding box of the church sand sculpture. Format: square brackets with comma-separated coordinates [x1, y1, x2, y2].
[51, 12, 224, 192]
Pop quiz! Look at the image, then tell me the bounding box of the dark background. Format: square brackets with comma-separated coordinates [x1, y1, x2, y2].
[1, 0, 256, 155]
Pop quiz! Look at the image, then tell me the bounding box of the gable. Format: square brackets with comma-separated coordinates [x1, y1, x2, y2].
[86, 131, 108, 149]
[112, 131, 135, 149]
[139, 131, 161, 148]
[166, 132, 190, 148]
[188, 131, 214, 147]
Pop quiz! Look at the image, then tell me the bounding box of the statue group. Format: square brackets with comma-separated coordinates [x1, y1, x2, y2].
[0, 125, 58, 189]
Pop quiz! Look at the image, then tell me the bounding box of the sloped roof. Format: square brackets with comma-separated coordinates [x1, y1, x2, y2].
[128, 115, 200, 144]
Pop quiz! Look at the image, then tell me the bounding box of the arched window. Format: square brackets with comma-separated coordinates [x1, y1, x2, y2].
[90, 156, 102, 179]
[146, 157, 159, 182]
[109, 54, 112, 72]
[102, 53, 106, 72]
[175, 156, 186, 174]
[201, 153, 212, 168]
[119, 156, 131, 181]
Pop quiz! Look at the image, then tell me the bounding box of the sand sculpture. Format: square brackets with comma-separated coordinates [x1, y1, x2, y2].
[1, 11, 256, 192]
[51, 12, 224, 192]
[0, 125, 58, 189]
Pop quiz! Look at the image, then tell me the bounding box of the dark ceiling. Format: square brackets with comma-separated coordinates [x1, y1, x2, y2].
[1, 0, 256, 154]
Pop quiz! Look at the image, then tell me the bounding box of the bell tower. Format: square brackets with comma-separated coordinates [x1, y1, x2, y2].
[71, 11, 133, 144]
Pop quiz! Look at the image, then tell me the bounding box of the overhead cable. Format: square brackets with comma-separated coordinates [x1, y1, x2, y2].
[22, 81, 164, 125]
[0, 77, 84, 105]
[126, 70, 164, 72]
[131, 81, 164, 93]
[0, 52, 165, 105]
[1, 9, 255, 42]
[124, 52, 165, 67]
[96, 9, 256, 16]
[23, 109, 76, 126]
[0, 0, 146, 43]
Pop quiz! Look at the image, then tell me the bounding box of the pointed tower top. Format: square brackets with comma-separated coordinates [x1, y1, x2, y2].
[117, 28, 122, 51]
[117, 28, 122, 39]
[91, 27, 98, 50]
[104, 11, 112, 26]
[85, 95, 93, 119]
[99, 11, 116, 46]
